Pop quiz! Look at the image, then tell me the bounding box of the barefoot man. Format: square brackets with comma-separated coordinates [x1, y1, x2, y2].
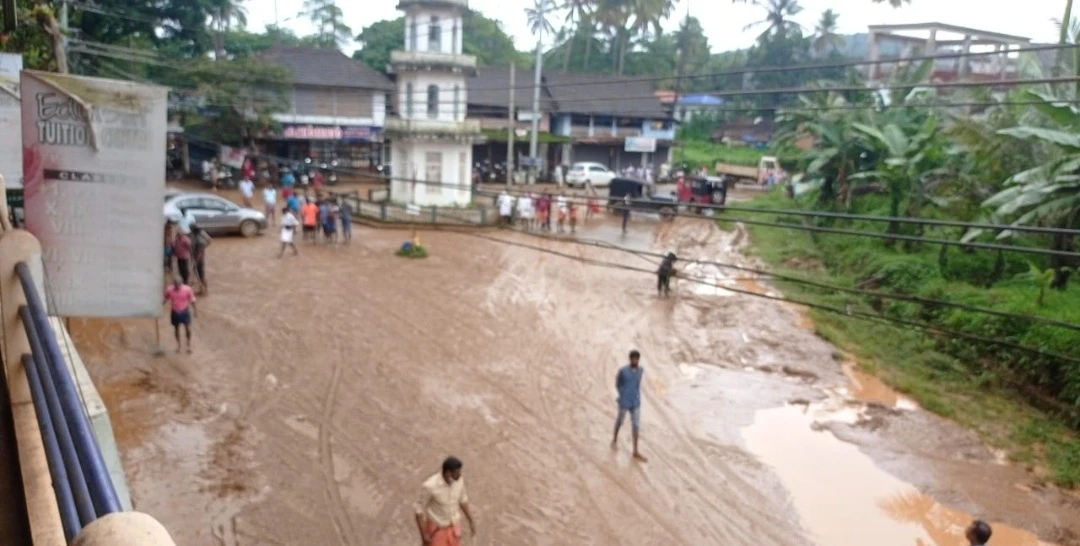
[612, 349, 647, 461]
[163, 276, 196, 353]
[414, 456, 476, 546]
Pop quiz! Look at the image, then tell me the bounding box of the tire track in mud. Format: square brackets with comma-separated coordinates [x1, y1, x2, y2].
[317, 351, 358, 546]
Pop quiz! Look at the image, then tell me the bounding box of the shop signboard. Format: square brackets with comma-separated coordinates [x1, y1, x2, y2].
[0, 53, 22, 188]
[282, 124, 342, 140]
[20, 71, 167, 317]
[624, 136, 657, 153]
[341, 125, 381, 142]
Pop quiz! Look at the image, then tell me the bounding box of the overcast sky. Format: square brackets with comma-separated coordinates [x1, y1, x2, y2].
[247, 0, 1067, 56]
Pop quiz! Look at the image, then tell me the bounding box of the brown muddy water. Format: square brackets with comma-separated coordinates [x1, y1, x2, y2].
[69, 214, 1080, 545]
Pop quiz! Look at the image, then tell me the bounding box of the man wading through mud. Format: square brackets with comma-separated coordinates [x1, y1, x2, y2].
[163, 277, 196, 353]
[612, 350, 647, 461]
[657, 252, 677, 298]
[414, 456, 476, 546]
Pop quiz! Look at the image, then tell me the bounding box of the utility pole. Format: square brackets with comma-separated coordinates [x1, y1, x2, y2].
[60, 0, 69, 62]
[507, 63, 515, 186]
[528, 0, 545, 185]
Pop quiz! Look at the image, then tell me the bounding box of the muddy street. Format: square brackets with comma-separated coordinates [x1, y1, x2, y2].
[70, 216, 1080, 546]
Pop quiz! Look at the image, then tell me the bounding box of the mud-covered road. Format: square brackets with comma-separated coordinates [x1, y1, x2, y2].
[71, 214, 1080, 545]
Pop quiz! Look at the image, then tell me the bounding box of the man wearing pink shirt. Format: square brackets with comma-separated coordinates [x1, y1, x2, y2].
[164, 277, 197, 353]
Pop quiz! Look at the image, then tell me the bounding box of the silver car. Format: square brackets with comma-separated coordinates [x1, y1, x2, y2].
[164, 192, 267, 237]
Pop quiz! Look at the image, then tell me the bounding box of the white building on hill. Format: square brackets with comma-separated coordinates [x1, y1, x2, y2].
[387, 0, 482, 207]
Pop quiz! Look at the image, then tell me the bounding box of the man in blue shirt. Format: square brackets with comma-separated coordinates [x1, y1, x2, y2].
[612, 349, 646, 461]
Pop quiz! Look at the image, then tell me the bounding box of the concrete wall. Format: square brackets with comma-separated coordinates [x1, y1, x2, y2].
[397, 72, 469, 123]
[390, 139, 473, 207]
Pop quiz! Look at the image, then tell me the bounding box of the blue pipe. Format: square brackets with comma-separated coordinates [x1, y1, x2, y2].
[20, 306, 97, 527]
[20, 354, 81, 542]
[14, 262, 122, 516]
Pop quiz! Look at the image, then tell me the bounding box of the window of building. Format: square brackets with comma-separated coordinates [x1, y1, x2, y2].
[427, 84, 439, 118]
[453, 85, 460, 119]
[459, 152, 467, 187]
[451, 20, 459, 54]
[406, 83, 414, 116]
[409, 17, 418, 51]
[429, 16, 441, 52]
[425, 152, 442, 195]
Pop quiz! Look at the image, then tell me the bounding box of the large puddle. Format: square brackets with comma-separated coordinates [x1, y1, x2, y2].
[741, 400, 1056, 546]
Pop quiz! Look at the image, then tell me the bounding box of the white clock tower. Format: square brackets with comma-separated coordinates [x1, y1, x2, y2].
[386, 0, 481, 207]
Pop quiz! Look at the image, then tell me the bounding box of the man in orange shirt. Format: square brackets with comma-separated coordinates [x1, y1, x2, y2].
[300, 198, 319, 242]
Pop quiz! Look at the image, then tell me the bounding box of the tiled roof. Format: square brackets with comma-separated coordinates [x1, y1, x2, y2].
[543, 72, 669, 119]
[261, 47, 395, 91]
[468, 67, 554, 110]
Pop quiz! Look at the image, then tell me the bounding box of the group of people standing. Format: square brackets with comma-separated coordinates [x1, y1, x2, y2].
[497, 190, 599, 234]
[162, 213, 209, 354]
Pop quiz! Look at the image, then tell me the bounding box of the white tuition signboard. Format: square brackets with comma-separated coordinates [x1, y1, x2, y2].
[0, 54, 21, 188]
[21, 71, 167, 317]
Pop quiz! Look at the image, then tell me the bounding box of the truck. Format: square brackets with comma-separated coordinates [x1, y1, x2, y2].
[714, 156, 781, 186]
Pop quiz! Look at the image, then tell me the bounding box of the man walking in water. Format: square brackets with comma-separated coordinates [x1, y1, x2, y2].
[414, 456, 476, 546]
[612, 349, 647, 461]
[657, 252, 677, 298]
[163, 277, 196, 353]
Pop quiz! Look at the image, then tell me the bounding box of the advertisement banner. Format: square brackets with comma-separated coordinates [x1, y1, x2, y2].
[219, 145, 246, 169]
[624, 136, 657, 153]
[0, 54, 22, 188]
[21, 71, 167, 317]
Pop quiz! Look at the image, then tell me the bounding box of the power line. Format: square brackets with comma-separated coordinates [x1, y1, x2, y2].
[481, 227, 1080, 333]
[466, 43, 1080, 92]
[427, 226, 1080, 365]
[174, 131, 1080, 250]
[69, 41, 1080, 107]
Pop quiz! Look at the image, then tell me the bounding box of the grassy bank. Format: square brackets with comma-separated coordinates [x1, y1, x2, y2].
[733, 190, 1080, 487]
[673, 140, 802, 169]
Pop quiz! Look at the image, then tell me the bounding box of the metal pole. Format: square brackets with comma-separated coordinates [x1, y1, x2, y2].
[507, 63, 515, 186]
[528, 0, 544, 184]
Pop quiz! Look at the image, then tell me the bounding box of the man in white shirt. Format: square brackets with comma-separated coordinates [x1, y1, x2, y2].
[262, 185, 277, 226]
[178, 208, 197, 235]
[497, 190, 515, 226]
[414, 457, 475, 546]
[517, 193, 535, 231]
[278, 207, 299, 258]
[238, 177, 255, 207]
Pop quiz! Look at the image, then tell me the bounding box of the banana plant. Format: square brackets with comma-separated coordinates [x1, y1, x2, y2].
[1015, 261, 1071, 306]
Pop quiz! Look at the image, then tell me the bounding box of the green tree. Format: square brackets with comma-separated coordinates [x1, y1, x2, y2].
[812, 9, 843, 56]
[737, 0, 804, 40]
[300, 0, 352, 48]
[208, 0, 248, 60]
[354, 13, 525, 71]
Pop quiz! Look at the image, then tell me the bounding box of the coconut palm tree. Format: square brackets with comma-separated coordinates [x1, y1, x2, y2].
[209, 0, 248, 60]
[526, 0, 558, 38]
[812, 9, 843, 56]
[561, 0, 596, 71]
[735, 0, 804, 40]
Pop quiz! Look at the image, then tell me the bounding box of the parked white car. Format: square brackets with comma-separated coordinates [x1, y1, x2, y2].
[566, 162, 616, 188]
[164, 192, 267, 237]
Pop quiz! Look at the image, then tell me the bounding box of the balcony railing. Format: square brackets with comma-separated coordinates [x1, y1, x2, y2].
[390, 50, 478, 74]
[385, 117, 481, 137]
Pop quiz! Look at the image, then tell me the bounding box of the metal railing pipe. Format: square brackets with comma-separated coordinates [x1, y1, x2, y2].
[19, 306, 96, 527]
[20, 354, 80, 542]
[14, 261, 122, 516]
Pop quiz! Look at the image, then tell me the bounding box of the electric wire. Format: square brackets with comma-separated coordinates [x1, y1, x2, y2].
[395, 217, 1080, 365]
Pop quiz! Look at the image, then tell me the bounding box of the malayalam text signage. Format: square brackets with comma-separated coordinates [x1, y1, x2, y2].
[281, 124, 381, 141]
[21, 71, 167, 317]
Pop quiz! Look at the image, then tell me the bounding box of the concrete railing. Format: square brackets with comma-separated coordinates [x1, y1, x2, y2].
[1, 174, 175, 546]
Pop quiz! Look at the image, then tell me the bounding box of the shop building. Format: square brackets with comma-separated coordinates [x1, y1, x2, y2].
[260, 47, 395, 172]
